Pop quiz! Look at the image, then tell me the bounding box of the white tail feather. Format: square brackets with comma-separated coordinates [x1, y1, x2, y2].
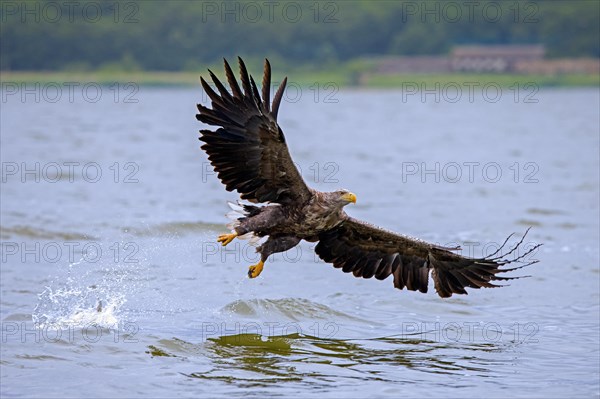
[227, 201, 244, 212]
[224, 201, 262, 246]
[226, 201, 244, 230]
[248, 235, 262, 245]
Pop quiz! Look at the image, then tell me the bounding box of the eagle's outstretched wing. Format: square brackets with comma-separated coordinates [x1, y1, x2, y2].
[197, 57, 311, 205]
[315, 218, 540, 298]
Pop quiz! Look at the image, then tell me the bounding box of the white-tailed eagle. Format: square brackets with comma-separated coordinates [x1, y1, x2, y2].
[196, 57, 540, 298]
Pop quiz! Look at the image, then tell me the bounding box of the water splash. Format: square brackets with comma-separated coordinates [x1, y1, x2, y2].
[32, 243, 137, 329]
[33, 284, 125, 329]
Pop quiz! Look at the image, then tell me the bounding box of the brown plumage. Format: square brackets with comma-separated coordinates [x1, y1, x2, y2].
[196, 57, 541, 297]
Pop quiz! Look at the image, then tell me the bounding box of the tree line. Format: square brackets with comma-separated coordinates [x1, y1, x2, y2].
[1, 0, 598, 71]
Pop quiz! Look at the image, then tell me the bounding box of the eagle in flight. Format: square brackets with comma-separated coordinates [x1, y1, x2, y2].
[196, 57, 540, 298]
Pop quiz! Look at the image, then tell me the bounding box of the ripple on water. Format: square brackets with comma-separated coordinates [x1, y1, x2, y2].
[0, 225, 96, 241]
[219, 297, 372, 324]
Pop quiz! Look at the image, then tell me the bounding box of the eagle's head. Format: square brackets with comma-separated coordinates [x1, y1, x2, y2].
[334, 189, 357, 206]
[316, 190, 357, 222]
[320, 189, 357, 210]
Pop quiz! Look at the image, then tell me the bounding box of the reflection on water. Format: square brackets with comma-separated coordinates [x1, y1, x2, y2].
[1, 87, 598, 398]
[167, 332, 503, 388]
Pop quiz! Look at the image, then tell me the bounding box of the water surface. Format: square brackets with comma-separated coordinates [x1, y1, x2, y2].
[1, 86, 599, 398]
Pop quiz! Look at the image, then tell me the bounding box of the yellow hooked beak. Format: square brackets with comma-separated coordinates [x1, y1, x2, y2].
[341, 192, 357, 204]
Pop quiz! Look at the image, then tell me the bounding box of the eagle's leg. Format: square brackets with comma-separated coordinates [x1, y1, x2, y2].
[217, 232, 237, 246]
[248, 235, 301, 278]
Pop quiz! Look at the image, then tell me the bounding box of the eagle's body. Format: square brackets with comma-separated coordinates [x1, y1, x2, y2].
[196, 57, 540, 297]
[243, 191, 351, 240]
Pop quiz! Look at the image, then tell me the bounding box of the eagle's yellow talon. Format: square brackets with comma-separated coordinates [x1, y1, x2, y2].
[217, 232, 237, 246]
[248, 260, 264, 278]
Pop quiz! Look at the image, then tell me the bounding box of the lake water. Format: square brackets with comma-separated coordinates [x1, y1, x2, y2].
[1, 84, 599, 398]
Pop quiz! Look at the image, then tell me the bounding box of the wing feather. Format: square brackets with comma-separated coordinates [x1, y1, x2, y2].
[272, 77, 287, 121]
[208, 69, 235, 103]
[315, 218, 540, 298]
[197, 58, 311, 205]
[261, 59, 271, 112]
[223, 58, 243, 99]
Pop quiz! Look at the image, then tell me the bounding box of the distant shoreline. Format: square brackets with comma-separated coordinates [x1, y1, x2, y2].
[1, 70, 598, 88]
